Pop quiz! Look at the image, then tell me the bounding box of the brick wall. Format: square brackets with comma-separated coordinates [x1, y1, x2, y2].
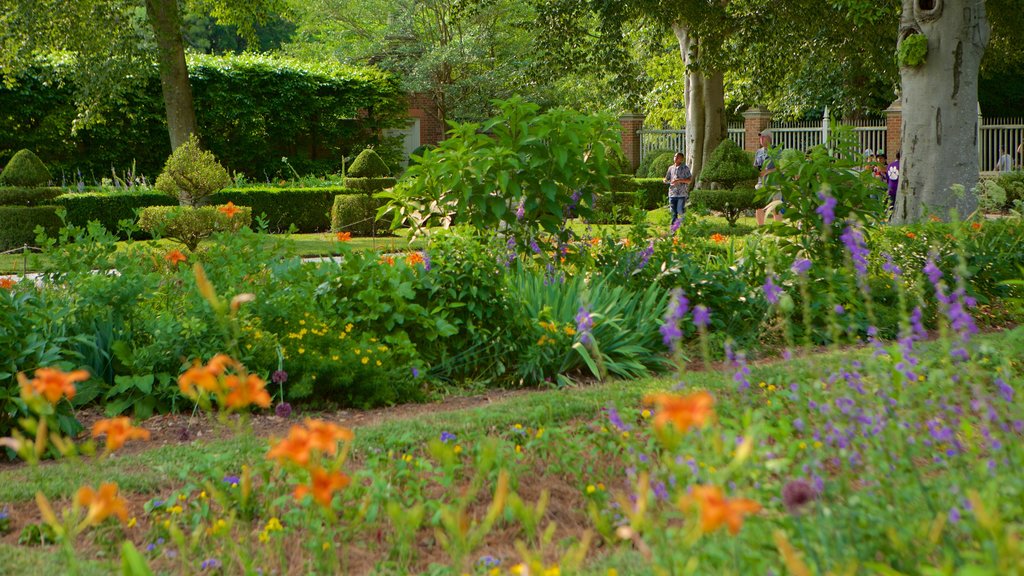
[886, 100, 902, 160]
[742, 107, 772, 154]
[408, 92, 446, 147]
[619, 115, 645, 172]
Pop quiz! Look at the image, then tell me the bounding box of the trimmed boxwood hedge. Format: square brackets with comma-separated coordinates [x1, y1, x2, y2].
[634, 178, 667, 210]
[54, 192, 176, 237]
[0, 187, 63, 206]
[689, 188, 758, 227]
[341, 177, 396, 194]
[331, 194, 385, 237]
[0, 206, 62, 250]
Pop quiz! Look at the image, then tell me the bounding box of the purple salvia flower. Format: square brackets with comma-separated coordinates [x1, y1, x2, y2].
[660, 288, 689, 349]
[996, 378, 1014, 403]
[422, 251, 432, 271]
[670, 218, 683, 235]
[791, 258, 812, 276]
[816, 190, 837, 225]
[516, 198, 525, 220]
[763, 273, 782, 305]
[840, 223, 869, 280]
[692, 305, 711, 328]
[924, 256, 943, 286]
[606, 406, 632, 432]
[575, 306, 594, 345]
[529, 238, 541, 254]
[882, 252, 902, 277]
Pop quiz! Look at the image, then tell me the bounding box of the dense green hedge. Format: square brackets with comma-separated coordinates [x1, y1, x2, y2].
[342, 177, 397, 194]
[0, 54, 407, 180]
[0, 187, 63, 206]
[634, 178, 667, 209]
[54, 193, 176, 236]
[332, 194, 385, 237]
[0, 206, 62, 250]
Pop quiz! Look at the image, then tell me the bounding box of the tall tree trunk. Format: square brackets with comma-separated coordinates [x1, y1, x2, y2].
[893, 0, 989, 223]
[674, 22, 726, 187]
[145, 0, 198, 151]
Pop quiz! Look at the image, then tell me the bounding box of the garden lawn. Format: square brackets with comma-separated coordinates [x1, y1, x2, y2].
[1, 327, 1021, 574]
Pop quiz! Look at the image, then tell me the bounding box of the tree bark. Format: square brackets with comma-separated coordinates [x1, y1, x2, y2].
[673, 22, 726, 187]
[145, 0, 198, 151]
[893, 0, 989, 223]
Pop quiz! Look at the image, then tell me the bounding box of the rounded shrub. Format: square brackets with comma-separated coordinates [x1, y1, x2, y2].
[0, 149, 51, 187]
[137, 204, 252, 251]
[645, 151, 679, 179]
[154, 134, 231, 206]
[636, 148, 675, 178]
[342, 177, 397, 194]
[700, 139, 758, 190]
[690, 189, 757, 227]
[347, 148, 391, 178]
[0, 206, 62, 250]
[331, 194, 382, 237]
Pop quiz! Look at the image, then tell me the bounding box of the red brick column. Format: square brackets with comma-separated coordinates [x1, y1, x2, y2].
[742, 107, 772, 154]
[408, 92, 446, 146]
[619, 114, 645, 172]
[885, 99, 902, 160]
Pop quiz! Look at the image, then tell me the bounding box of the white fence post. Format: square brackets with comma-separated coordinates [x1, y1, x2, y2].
[977, 103, 984, 169]
[822, 106, 830, 146]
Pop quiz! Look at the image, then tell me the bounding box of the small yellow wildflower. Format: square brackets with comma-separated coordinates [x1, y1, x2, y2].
[362, 357, 369, 365]
[127, 517, 137, 528]
[376, 360, 382, 367]
[641, 409, 651, 419]
[586, 485, 596, 494]
[454, 445, 463, 454]
[169, 505, 183, 515]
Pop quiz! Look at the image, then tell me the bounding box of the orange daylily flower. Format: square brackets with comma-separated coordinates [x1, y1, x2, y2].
[223, 374, 272, 409]
[293, 467, 351, 507]
[178, 354, 237, 397]
[710, 233, 727, 244]
[380, 255, 396, 266]
[644, 391, 715, 433]
[92, 418, 151, 452]
[165, 249, 187, 266]
[681, 485, 761, 535]
[406, 252, 425, 266]
[0, 277, 15, 290]
[589, 237, 600, 246]
[75, 483, 129, 526]
[305, 419, 354, 455]
[906, 232, 917, 239]
[19, 368, 89, 404]
[218, 202, 241, 218]
[267, 425, 314, 466]
[336, 232, 352, 242]
[971, 222, 982, 231]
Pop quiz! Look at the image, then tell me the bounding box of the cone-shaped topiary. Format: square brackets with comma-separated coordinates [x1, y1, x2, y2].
[155, 134, 231, 206]
[700, 139, 759, 190]
[0, 149, 51, 187]
[347, 148, 391, 178]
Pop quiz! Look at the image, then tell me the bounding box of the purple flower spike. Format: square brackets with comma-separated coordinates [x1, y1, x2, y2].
[816, 190, 837, 225]
[882, 252, 902, 277]
[840, 223, 869, 279]
[924, 257, 943, 286]
[763, 273, 782, 305]
[575, 306, 594, 345]
[660, 288, 689, 349]
[516, 199, 525, 221]
[692, 305, 711, 328]
[791, 258, 812, 276]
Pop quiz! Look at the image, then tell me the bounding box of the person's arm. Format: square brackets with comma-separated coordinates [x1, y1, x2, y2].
[664, 166, 672, 185]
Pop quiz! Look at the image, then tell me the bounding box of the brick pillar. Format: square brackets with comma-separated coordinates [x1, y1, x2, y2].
[742, 107, 772, 154]
[619, 114, 645, 172]
[886, 99, 902, 160]
[408, 92, 446, 146]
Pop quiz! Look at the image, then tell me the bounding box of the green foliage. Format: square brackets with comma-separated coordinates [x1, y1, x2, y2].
[0, 149, 51, 187]
[0, 206, 62, 250]
[644, 151, 678, 179]
[331, 195, 382, 237]
[347, 148, 392, 178]
[690, 189, 757, 227]
[209, 187, 351, 233]
[636, 149, 674, 179]
[974, 179, 1007, 212]
[0, 55, 406, 179]
[896, 33, 928, 68]
[382, 98, 619, 242]
[633, 178, 669, 209]
[699, 139, 758, 189]
[54, 192, 176, 238]
[995, 170, 1024, 209]
[137, 205, 252, 251]
[154, 134, 231, 206]
[342, 177, 397, 194]
[0, 188, 62, 206]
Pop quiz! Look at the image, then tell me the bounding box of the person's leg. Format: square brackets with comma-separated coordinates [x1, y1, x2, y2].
[669, 196, 679, 223]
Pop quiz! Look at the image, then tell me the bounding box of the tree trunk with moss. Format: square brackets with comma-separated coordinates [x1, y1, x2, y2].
[893, 0, 989, 223]
[145, 0, 198, 151]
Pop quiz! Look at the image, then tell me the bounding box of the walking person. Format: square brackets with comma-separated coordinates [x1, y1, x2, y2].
[664, 152, 692, 225]
[886, 151, 900, 218]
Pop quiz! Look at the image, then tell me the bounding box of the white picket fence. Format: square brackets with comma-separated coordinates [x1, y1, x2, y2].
[639, 109, 1024, 171]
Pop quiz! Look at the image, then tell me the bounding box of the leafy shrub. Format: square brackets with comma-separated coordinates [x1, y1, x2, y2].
[0, 187, 62, 206]
[0, 206, 62, 250]
[608, 145, 632, 174]
[690, 189, 758, 227]
[645, 151, 679, 179]
[154, 134, 231, 206]
[634, 178, 668, 209]
[995, 170, 1024, 209]
[347, 148, 391, 178]
[137, 205, 252, 250]
[342, 177, 396, 193]
[700, 139, 758, 189]
[0, 149, 51, 187]
[897, 33, 928, 68]
[54, 192, 176, 238]
[209, 187, 352, 232]
[331, 194, 382, 237]
[974, 179, 1007, 212]
[636, 148, 674, 178]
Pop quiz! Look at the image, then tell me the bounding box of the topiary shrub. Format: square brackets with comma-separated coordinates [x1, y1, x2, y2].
[645, 151, 679, 179]
[690, 189, 757, 227]
[347, 148, 391, 178]
[154, 134, 231, 206]
[0, 149, 51, 187]
[137, 204, 252, 251]
[342, 177, 397, 194]
[700, 139, 759, 190]
[0, 206, 62, 250]
[331, 194, 383, 237]
[636, 148, 674, 179]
